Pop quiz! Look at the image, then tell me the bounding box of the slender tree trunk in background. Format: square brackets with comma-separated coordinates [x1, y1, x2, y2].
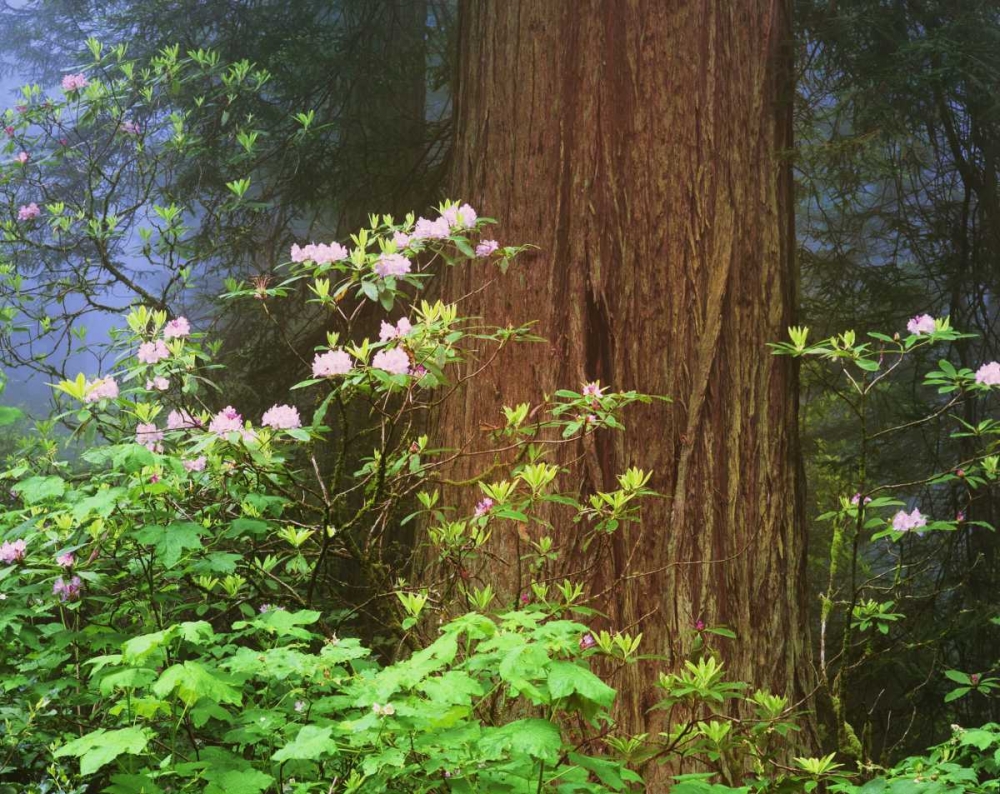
[439, 0, 812, 774]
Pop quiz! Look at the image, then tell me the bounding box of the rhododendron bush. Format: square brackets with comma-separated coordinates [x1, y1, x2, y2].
[0, 194, 666, 791]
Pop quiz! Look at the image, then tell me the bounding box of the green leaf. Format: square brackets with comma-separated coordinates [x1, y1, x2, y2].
[153, 661, 241, 707]
[105, 774, 165, 794]
[54, 727, 151, 775]
[943, 669, 971, 685]
[272, 725, 335, 762]
[15, 475, 65, 504]
[135, 521, 205, 568]
[479, 718, 562, 762]
[0, 406, 23, 427]
[547, 661, 616, 708]
[204, 770, 274, 794]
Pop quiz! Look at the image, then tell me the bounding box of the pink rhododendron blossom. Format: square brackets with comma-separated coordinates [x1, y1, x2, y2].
[412, 216, 450, 240]
[975, 361, 1000, 386]
[137, 339, 170, 365]
[15, 151, 28, 164]
[163, 316, 190, 339]
[56, 553, 75, 568]
[262, 404, 302, 430]
[474, 498, 493, 518]
[209, 406, 243, 436]
[392, 231, 411, 248]
[409, 364, 427, 378]
[312, 349, 352, 377]
[17, 203, 40, 221]
[579, 633, 596, 650]
[167, 409, 198, 430]
[907, 314, 936, 335]
[4, 126, 14, 136]
[135, 423, 163, 451]
[184, 456, 207, 472]
[290, 242, 348, 264]
[850, 493, 872, 506]
[582, 381, 604, 398]
[53, 576, 82, 601]
[84, 376, 119, 402]
[372, 348, 411, 375]
[0, 539, 27, 564]
[61, 73, 88, 92]
[373, 253, 411, 278]
[61, 74, 88, 92]
[379, 317, 412, 341]
[442, 203, 477, 229]
[891, 508, 927, 533]
[120, 120, 140, 135]
[476, 239, 499, 257]
[146, 376, 169, 391]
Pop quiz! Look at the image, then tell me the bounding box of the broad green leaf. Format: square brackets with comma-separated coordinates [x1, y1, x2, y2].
[15, 475, 65, 504]
[153, 661, 241, 707]
[135, 521, 205, 568]
[479, 718, 562, 762]
[272, 724, 336, 762]
[547, 661, 616, 708]
[54, 727, 151, 775]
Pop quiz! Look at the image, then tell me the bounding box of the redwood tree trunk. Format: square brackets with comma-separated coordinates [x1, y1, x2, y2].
[439, 0, 811, 767]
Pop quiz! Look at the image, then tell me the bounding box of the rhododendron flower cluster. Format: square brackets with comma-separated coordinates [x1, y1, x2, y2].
[412, 216, 450, 240]
[15, 151, 28, 164]
[17, 203, 40, 221]
[850, 493, 872, 506]
[313, 349, 352, 378]
[136, 423, 164, 452]
[56, 553, 75, 568]
[163, 316, 191, 339]
[53, 576, 82, 601]
[137, 339, 170, 365]
[891, 508, 927, 533]
[290, 242, 348, 265]
[392, 231, 411, 249]
[476, 240, 499, 257]
[146, 376, 169, 391]
[975, 361, 1000, 386]
[261, 404, 302, 430]
[441, 203, 477, 229]
[184, 456, 207, 472]
[120, 120, 141, 135]
[84, 376, 119, 402]
[474, 498, 494, 518]
[374, 253, 411, 278]
[209, 406, 244, 436]
[379, 317, 412, 341]
[0, 539, 26, 564]
[372, 348, 410, 375]
[907, 314, 936, 335]
[61, 73, 88, 92]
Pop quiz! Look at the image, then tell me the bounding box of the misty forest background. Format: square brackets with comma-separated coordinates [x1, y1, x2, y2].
[1, 0, 999, 771]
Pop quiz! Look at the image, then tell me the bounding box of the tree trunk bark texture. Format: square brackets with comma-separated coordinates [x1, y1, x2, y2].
[440, 0, 811, 767]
